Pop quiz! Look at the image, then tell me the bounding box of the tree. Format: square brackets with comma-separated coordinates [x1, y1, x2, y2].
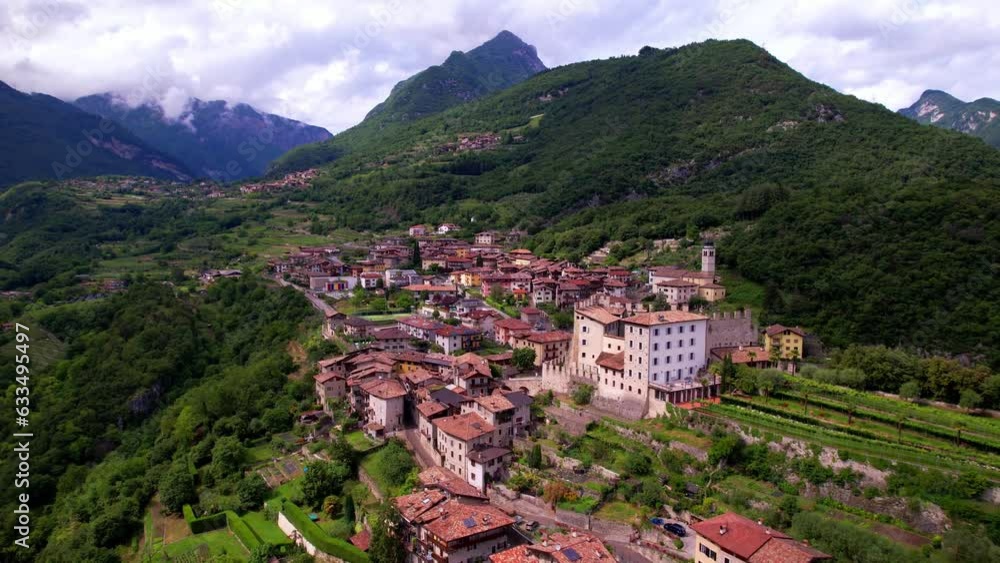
[954, 420, 966, 446]
[708, 434, 743, 466]
[210, 436, 246, 480]
[899, 380, 921, 402]
[571, 384, 594, 406]
[322, 495, 340, 518]
[846, 400, 858, 425]
[756, 370, 784, 401]
[720, 355, 736, 394]
[959, 389, 982, 412]
[624, 452, 652, 476]
[369, 503, 406, 563]
[527, 444, 543, 469]
[395, 292, 414, 311]
[302, 461, 351, 506]
[512, 347, 537, 371]
[160, 466, 196, 513]
[238, 474, 268, 511]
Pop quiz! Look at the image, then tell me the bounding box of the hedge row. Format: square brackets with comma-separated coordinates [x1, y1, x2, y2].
[280, 499, 370, 562]
[181, 505, 262, 551]
[774, 391, 1000, 455]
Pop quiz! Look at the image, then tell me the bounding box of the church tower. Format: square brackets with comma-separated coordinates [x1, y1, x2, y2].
[701, 243, 716, 274]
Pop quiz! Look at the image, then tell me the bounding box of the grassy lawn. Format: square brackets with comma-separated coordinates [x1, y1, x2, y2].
[241, 511, 290, 545]
[716, 268, 765, 313]
[558, 495, 600, 514]
[594, 501, 639, 523]
[247, 442, 276, 464]
[163, 530, 248, 561]
[273, 477, 304, 501]
[355, 312, 412, 323]
[344, 431, 378, 452]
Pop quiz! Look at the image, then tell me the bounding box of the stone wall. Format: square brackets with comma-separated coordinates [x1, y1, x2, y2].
[706, 309, 756, 350]
[278, 511, 319, 556]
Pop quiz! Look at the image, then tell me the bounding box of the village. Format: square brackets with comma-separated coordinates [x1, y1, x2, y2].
[248, 223, 831, 563]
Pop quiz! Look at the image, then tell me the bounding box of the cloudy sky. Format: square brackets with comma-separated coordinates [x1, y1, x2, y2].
[2, 0, 998, 133]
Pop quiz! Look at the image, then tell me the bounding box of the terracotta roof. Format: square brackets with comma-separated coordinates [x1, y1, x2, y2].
[691, 512, 791, 561]
[766, 324, 806, 337]
[649, 266, 688, 277]
[502, 390, 533, 408]
[399, 316, 447, 330]
[623, 310, 707, 326]
[422, 500, 514, 543]
[393, 490, 448, 522]
[749, 538, 832, 563]
[576, 305, 621, 325]
[435, 325, 481, 337]
[315, 371, 342, 384]
[474, 394, 515, 412]
[372, 327, 410, 340]
[344, 316, 376, 326]
[433, 412, 495, 441]
[491, 532, 617, 563]
[711, 346, 769, 364]
[418, 467, 488, 499]
[520, 307, 543, 315]
[495, 318, 532, 330]
[417, 400, 448, 418]
[402, 284, 458, 292]
[595, 351, 625, 371]
[349, 530, 371, 551]
[656, 279, 698, 288]
[360, 378, 407, 400]
[523, 330, 571, 344]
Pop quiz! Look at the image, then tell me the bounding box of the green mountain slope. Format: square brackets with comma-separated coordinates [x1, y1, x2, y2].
[279, 39, 1000, 365]
[268, 30, 545, 174]
[365, 30, 546, 124]
[74, 94, 332, 180]
[0, 81, 193, 187]
[899, 89, 1000, 148]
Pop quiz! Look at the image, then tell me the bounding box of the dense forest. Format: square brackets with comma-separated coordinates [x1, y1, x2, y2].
[268, 39, 1000, 367]
[0, 278, 313, 561]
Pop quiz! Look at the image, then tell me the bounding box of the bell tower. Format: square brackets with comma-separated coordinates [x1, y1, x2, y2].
[701, 243, 716, 274]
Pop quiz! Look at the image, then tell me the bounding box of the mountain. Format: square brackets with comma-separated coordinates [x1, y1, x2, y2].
[365, 30, 546, 125]
[276, 39, 1000, 366]
[73, 94, 332, 181]
[899, 89, 1000, 148]
[0, 81, 192, 187]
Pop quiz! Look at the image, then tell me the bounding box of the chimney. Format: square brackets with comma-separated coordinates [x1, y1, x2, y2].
[719, 525, 727, 535]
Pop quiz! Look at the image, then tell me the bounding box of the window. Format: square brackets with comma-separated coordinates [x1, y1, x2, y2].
[690, 353, 694, 360]
[639, 342, 643, 350]
[653, 358, 658, 366]
[690, 338, 695, 346]
[654, 343, 659, 351]
[699, 544, 717, 561]
[666, 356, 671, 364]
[679, 326, 684, 334]
[679, 339, 684, 348]
[654, 328, 659, 336]
[666, 327, 672, 335]
[582, 339, 587, 346]
[690, 324, 696, 332]
[667, 341, 672, 349]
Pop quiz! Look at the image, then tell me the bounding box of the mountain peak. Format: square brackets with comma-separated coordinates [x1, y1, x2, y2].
[900, 89, 1000, 148]
[364, 30, 546, 124]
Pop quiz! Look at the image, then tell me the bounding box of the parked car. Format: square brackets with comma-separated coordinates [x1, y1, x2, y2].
[650, 517, 665, 526]
[525, 521, 540, 532]
[663, 523, 686, 537]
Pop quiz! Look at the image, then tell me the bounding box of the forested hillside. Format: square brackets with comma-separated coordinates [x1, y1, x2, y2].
[269, 39, 1000, 366]
[0, 278, 312, 561]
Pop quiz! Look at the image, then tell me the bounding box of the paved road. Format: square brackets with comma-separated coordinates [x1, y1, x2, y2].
[402, 428, 439, 469]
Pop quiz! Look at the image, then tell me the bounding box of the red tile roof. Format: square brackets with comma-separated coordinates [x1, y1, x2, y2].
[392, 490, 447, 522]
[766, 324, 806, 337]
[749, 538, 833, 563]
[691, 512, 790, 561]
[711, 346, 769, 364]
[495, 318, 532, 330]
[491, 532, 617, 563]
[595, 351, 625, 371]
[417, 400, 448, 418]
[349, 530, 371, 551]
[523, 330, 572, 344]
[418, 467, 488, 499]
[623, 310, 707, 326]
[372, 327, 410, 340]
[473, 394, 515, 412]
[361, 378, 407, 400]
[422, 500, 514, 543]
[433, 412, 495, 441]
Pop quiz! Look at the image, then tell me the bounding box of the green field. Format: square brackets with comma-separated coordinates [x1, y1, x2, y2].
[162, 529, 248, 561]
[242, 511, 290, 545]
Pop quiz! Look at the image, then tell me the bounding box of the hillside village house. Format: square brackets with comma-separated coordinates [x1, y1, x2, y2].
[394, 491, 515, 563]
[434, 325, 483, 354]
[511, 330, 572, 367]
[765, 324, 806, 360]
[359, 378, 407, 437]
[437, 223, 462, 234]
[432, 412, 504, 487]
[564, 304, 717, 415]
[490, 531, 617, 563]
[314, 371, 345, 414]
[691, 512, 831, 563]
[494, 318, 533, 345]
[409, 224, 429, 237]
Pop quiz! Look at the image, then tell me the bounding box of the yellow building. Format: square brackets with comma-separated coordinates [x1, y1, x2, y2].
[698, 283, 727, 302]
[764, 324, 805, 360]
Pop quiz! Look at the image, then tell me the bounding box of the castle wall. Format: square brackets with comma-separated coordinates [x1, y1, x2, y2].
[706, 309, 757, 350]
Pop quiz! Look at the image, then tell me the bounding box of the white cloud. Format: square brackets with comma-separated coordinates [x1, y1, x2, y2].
[0, 0, 998, 132]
